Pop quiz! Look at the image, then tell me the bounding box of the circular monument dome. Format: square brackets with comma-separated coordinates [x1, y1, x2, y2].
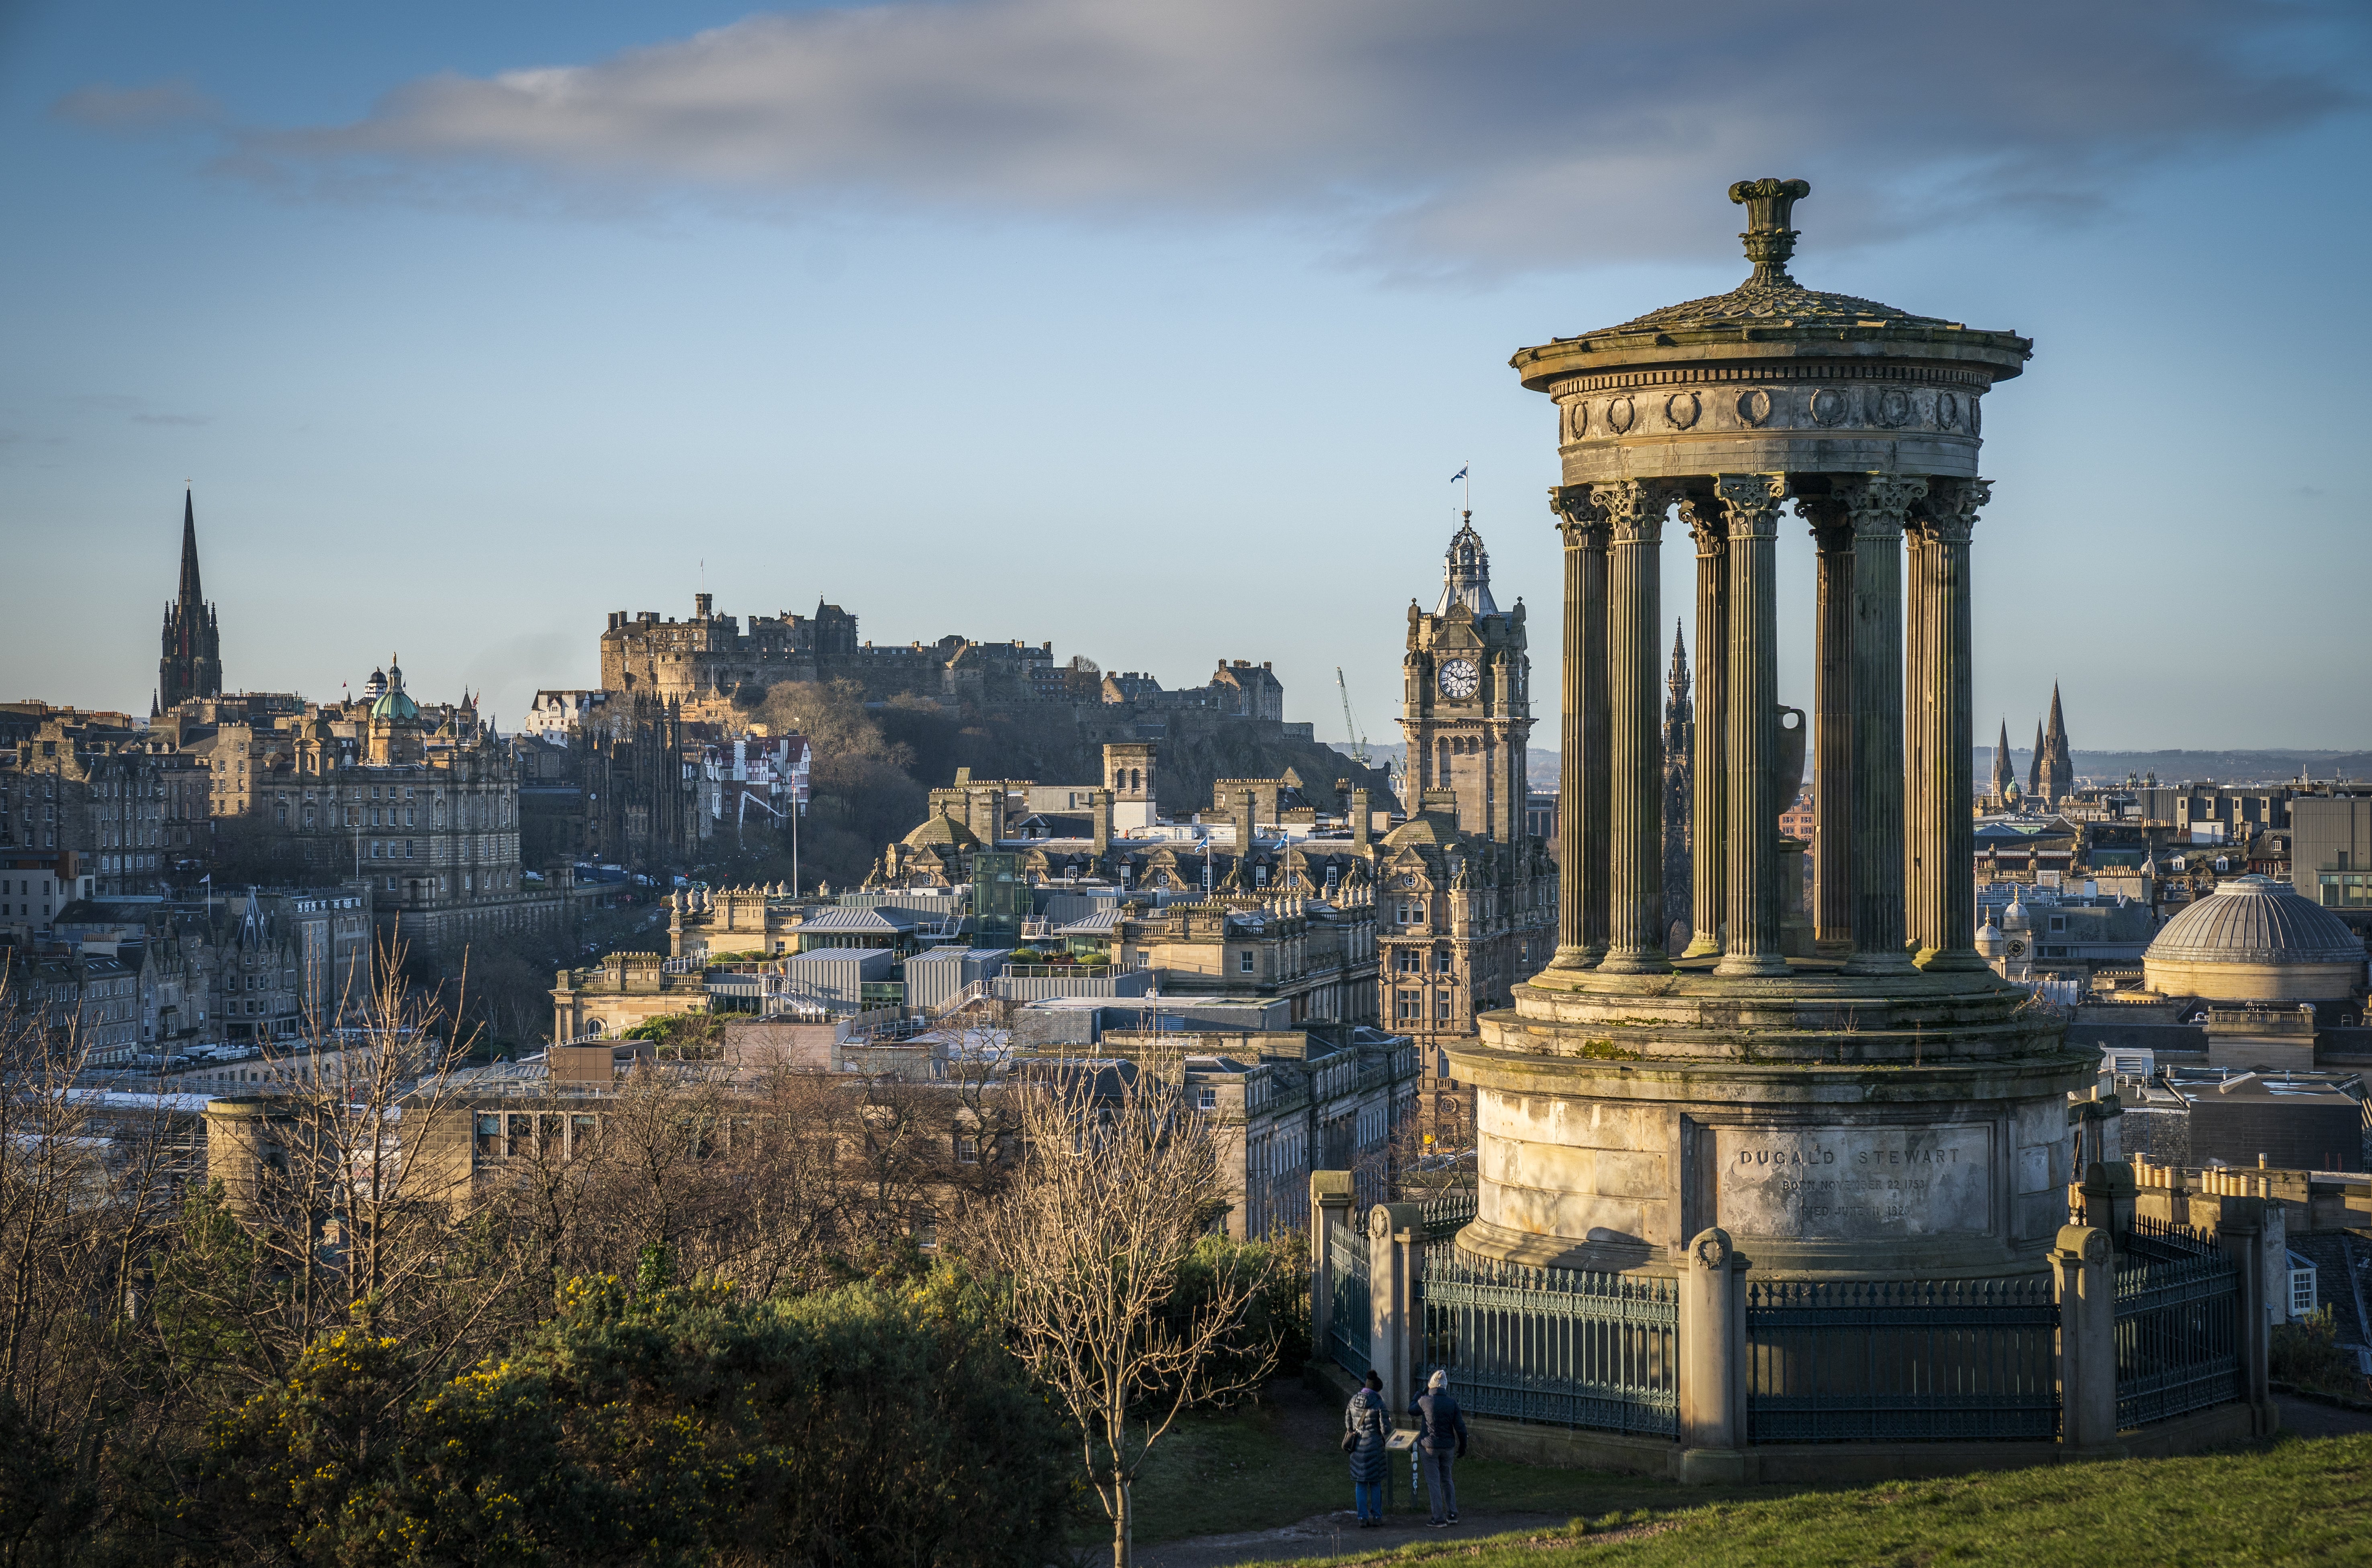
[2143, 874, 2366, 1002]
[1973, 917, 2006, 959]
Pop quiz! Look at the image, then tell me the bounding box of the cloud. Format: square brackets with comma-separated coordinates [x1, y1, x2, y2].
[221, 1, 2367, 270]
[53, 78, 220, 132]
[132, 413, 212, 427]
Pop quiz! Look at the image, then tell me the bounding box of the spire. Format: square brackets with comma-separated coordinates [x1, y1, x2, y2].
[2026, 719, 2045, 796]
[1991, 719, 2013, 801]
[1669, 619, 1690, 698]
[2045, 682, 2067, 752]
[178, 487, 202, 608]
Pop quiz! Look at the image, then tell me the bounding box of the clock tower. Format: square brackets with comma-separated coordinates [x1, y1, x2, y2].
[1401, 515, 1531, 843]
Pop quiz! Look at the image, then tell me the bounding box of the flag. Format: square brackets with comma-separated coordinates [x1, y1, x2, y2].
[1448, 465, 1468, 483]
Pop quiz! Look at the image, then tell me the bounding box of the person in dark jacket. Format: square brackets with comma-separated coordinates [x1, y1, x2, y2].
[1344, 1370, 1389, 1526]
[1410, 1370, 1468, 1526]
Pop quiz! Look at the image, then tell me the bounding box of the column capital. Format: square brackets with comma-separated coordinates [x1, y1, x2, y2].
[1912, 476, 1992, 544]
[1678, 492, 1727, 555]
[1714, 473, 1788, 540]
[1836, 473, 1929, 539]
[1796, 493, 1854, 551]
[1549, 484, 1605, 545]
[1594, 478, 1673, 544]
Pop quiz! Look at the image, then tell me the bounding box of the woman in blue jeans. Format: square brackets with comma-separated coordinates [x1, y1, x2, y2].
[1344, 1370, 1389, 1525]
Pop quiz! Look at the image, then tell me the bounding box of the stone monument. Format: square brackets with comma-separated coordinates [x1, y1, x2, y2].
[1456, 178, 2093, 1280]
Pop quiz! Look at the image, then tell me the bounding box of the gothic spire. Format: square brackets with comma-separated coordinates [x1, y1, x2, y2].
[2026, 719, 2045, 796]
[2045, 682, 2067, 753]
[1991, 719, 2013, 801]
[178, 487, 202, 609]
[1669, 619, 1689, 698]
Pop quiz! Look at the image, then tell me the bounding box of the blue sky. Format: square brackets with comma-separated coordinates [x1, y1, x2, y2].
[3, 1, 2367, 751]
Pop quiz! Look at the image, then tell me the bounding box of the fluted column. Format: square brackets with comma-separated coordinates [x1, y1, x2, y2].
[1681, 498, 1727, 960]
[1550, 488, 1609, 968]
[1715, 474, 1789, 977]
[1910, 479, 1989, 971]
[1838, 476, 1926, 974]
[1806, 504, 1854, 955]
[1903, 526, 1932, 962]
[1598, 480, 1671, 974]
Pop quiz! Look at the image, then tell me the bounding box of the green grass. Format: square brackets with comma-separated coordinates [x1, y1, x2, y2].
[1243, 1433, 2372, 1568]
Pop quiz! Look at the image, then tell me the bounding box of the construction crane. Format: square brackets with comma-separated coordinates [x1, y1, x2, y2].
[1335, 668, 1369, 765]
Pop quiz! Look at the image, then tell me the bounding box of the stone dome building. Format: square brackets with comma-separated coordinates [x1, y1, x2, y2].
[2142, 874, 2366, 1003]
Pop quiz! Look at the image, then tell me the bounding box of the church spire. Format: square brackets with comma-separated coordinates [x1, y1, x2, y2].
[1991, 718, 2013, 803]
[178, 486, 202, 608]
[1669, 619, 1690, 701]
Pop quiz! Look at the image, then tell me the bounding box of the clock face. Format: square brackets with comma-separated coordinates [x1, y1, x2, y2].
[1438, 658, 1479, 699]
[2006, 939, 2028, 958]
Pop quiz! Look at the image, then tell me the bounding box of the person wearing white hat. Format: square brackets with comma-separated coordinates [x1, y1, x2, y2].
[1410, 1369, 1468, 1527]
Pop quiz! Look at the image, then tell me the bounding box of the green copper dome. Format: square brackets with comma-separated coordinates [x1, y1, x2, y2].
[371, 654, 420, 723]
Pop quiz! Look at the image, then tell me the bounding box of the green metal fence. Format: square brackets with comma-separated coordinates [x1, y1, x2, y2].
[1746, 1277, 2060, 1443]
[2114, 1218, 2241, 1429]
[1419, 1243, 1678, 1437]
[1327, 1213, 1370, 1378]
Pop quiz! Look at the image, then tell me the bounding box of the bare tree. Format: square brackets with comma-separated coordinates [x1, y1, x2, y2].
[976, 1061, 1276, 1568]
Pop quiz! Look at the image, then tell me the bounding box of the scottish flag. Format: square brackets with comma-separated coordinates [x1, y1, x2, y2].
[1449, 464, 1468, 483]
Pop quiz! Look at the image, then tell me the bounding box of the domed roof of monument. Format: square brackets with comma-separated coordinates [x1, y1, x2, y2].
[903, 812, 981, 851]
[1973, 917, 2006, 958]
[2145, 876, 2364, 968]
[1513, 178, 2028, 379]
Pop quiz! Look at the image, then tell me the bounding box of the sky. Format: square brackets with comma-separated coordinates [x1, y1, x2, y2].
[2, 1, 2368, 751]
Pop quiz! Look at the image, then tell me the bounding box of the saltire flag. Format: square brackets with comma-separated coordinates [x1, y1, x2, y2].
[1448, 465, 1468, 483]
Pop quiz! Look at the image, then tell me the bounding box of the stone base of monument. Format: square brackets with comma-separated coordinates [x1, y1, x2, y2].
[1451, 966, 2094, 1278]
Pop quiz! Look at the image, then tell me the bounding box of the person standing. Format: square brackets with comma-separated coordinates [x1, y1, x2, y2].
[1344, 1370, 1389, 1527]
[1411, 1370, 1468, 1527]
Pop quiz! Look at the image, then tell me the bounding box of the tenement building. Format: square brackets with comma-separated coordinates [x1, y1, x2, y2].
[1464, 178, 2090, 1292]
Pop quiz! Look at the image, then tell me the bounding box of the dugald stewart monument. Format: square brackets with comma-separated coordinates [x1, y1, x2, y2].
[1429, 178, 2123, 1471]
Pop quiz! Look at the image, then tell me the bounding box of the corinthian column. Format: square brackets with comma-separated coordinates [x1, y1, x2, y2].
[1681, 496, 1727, 960]
[1836, 475, 1926, 975]
[1910, 479, 1990, 972]
[1805, 500, 1854, 955]
[1550, 487, 1609, 969]
[1597, 479, 1671, 975]
[1715, 474, 1789, 978]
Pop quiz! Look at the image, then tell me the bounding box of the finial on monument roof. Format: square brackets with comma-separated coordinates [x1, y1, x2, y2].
[1728, 177, 1811, 288]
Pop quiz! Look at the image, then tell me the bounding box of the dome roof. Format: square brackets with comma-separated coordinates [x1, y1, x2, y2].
[903, 812, 981, 851]
[1594, 279, 1956, 339]
[2002, 895, 2030, 931]
[1973, 918, 2006, 958]
[2145, 876, 2363, 968]
[1381, 813, 1464, 851]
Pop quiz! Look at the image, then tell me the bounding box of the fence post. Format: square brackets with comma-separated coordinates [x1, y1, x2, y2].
[1311, 1170, 1353, 1364]
[2213, 1198, 2278, 1436]
[2054, 1224, 2119, 1454]
[1369, 1201, 1424, 1421]
[1676, 1227, 1748, 1483]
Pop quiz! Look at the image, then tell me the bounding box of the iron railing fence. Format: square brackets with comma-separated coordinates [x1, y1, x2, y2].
[1419, 1243, 1677, 1437]
[1746, 1277, 2060, 1443]
[2114, 1218, 2242, 1428]
[1327, 1213, 1371, 1378]
[1417, 1186, 1477, 1240]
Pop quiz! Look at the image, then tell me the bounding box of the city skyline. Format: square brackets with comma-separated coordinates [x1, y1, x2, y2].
[4, 2, 2368, 745]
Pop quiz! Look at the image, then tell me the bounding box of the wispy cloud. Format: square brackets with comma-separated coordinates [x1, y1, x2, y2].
[149, 2, 2372, 270]
[53, 78, 220, 132]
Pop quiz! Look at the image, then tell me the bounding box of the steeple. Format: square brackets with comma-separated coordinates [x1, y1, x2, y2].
[2026, 719, 2045, 797]
[157, 487, 223, 712]
[178, 487, 202, 606]
[1990, 719, 2014, 804]
[1668, 620, 1691, 709]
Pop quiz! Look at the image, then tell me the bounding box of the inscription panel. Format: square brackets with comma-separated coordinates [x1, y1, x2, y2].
[1713, 1125, 1992, 1240]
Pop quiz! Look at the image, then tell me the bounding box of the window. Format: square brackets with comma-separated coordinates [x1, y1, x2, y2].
[1239, 950, 1254, 974]
[1436, 949, 1455, 974]
[955, 1135, 979, 1164]
[1396, 990, 1420, 1021]
[1198, 1087, 1218, 1110]
[1398, 948, 1423, 974]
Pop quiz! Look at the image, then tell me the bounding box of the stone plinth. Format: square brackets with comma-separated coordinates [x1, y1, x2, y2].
[1450, 966, 2092, 1278]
